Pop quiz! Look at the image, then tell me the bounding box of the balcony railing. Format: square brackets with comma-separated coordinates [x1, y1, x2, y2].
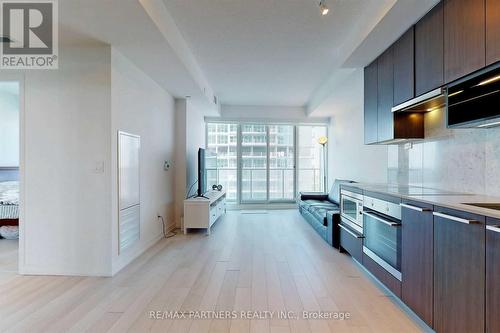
[207, 167, 322, 202]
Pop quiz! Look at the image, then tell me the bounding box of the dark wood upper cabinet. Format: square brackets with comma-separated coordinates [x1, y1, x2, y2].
[377, 47, 394, 142]
[433, 207, 485, 333]
[393, 27, 415, 105]
[486, 217, 500, 333]
[401, 200, 433, 327]
[415, 2, 444, 96]
[364, 60, 378, 144]
[444, 0, 486, 83]
[486, 0, 500, 65]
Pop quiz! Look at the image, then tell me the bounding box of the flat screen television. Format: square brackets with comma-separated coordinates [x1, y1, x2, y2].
[197, 148, 217, 197]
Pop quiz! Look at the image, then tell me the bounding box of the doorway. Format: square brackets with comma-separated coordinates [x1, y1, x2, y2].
[0, 80, 21, 273]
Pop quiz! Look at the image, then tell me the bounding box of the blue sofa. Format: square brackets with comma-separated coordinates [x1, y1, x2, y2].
[298, 179, 355, 248]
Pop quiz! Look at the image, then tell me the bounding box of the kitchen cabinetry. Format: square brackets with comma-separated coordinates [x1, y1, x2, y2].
[401, 200, 434, 327]
[364, 60, 378, 144]
[486, 0, 500, 65]
[415, 2, 444, 95]
[393, 27, 415, 105]
[377, 47, 394, 143]
[444, 0, 486, 83]
[433, 207, 485, 333]
[486, 217, 500, 333]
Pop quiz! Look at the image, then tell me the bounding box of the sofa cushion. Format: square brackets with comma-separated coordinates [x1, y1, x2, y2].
[327, 179, 356, 205]
[309, 204, 339, 226]
[300, 192, 328, 201]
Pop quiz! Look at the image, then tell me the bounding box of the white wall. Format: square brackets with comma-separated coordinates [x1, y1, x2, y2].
[21, 45, 112, 276]
[186, 101, 205, 193]
[15, 44, 177, 277]
[0, 83, 20, 167]
[220, 105, 329, 123]
[110, 48, 176, 275]
[173, 99, 206, 228]
[312, 69, 388, 186]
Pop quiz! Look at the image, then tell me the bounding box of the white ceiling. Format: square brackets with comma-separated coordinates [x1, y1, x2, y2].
[162, 0, 395, 106]
[57, 0, 219, 114]
[51, 0, 440, 113]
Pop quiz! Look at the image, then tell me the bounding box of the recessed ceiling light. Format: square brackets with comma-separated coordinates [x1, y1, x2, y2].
[319, 0, 329, 16]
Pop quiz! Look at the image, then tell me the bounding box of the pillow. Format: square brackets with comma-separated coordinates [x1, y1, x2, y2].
[327, 179, 356, 204]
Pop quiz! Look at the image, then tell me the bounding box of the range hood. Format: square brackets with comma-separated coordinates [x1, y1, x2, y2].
[447, 62, 500, 128]
[391, 87, 445, 113]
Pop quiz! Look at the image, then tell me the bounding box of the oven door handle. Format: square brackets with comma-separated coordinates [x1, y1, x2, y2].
[339, 224, 364, 239]
[362, 211, 401, 227]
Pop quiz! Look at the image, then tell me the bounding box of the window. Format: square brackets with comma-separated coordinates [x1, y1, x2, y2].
[206, 122, 327, 204]
[297, 126, 327, 192]
[269, 125, 294, 200]
[206, 123, 238, 201]
[241, 124, 267, 201]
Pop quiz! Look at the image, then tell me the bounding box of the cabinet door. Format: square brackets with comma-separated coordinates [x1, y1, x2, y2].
[364, 60, 378, 144]
[401, 201, 433, 327]
[444, 0, 486, 83]
[393, 27, 414, 105]
[415, 2, 444, 95]
[486, 218, 500, 333]
[433, 208, 485, 333]
[377, 47, 394, 142]
[486, 0, 500, 65]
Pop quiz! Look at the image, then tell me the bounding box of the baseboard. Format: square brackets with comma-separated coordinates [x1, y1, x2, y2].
[111, 232, 165, 276]
[228, 203, 298, 210]
[19, 265, 111, 277]
[352, 259, 434, 333]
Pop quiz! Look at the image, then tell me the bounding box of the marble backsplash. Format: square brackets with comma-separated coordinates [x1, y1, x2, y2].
[388, 107, 500, 196]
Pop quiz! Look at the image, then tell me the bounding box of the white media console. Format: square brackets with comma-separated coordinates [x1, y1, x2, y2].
[183, 190, 227, 235]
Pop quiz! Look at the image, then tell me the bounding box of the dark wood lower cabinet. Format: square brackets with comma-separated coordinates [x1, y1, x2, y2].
[362, 253, 402, 298]
[486, 218, 500, 333]
[433, 208, 485, 333]
[401, 200, 433, 327]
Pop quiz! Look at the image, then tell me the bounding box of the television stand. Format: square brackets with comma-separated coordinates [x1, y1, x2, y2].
[183, 190, 227, 235]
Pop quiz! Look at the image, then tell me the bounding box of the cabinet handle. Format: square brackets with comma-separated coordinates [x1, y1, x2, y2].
[362, 211, 401, 227]
[433, 212, 480, 225]
[400, 203, 431, 212]
[486, 225, 500, 233]
[339, 224, 364, 239]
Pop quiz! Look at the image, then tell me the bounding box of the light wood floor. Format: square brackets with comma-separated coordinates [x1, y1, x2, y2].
[0, 239, 18, 273]
[0, 210, 428, 333]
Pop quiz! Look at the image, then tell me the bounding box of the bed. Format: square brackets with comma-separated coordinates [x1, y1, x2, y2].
[0, 181, 19, 226]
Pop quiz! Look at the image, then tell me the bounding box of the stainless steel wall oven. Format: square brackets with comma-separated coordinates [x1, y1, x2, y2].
[362, 196, 402, 280]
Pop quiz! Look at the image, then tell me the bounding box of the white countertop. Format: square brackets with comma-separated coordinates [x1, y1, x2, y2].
[342, 183, 500, 220]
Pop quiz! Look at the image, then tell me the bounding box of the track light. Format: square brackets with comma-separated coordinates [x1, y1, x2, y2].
[319, 0, 329, 16]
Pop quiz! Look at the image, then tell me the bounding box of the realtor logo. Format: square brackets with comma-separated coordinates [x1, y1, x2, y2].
[1, 0, 58, 69]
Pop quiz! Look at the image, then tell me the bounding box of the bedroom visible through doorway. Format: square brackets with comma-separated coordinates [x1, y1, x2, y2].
[0, 81, 20, 273]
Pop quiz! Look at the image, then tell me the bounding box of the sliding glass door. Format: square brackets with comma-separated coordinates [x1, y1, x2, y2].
[207, 122, 326, 204]
[241, 124, 268, 202]
[269, 125, 295, 201]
